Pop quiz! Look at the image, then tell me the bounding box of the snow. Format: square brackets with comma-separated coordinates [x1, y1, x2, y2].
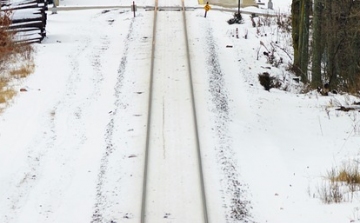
[1, 0, 360, 222]
[12, 9, 43, 20]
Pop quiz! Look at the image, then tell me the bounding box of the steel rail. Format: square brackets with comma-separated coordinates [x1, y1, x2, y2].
[140, 0, 158, 221]
[181, 0, 209, 222]
[140, 0, 209, 222]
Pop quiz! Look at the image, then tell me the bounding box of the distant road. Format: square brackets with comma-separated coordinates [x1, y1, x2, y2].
[53, 4, 277, 16]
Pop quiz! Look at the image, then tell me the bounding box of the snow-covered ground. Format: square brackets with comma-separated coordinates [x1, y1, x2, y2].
[1, 0, 360, 222]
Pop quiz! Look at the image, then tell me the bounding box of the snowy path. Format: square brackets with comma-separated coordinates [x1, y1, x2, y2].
[0, 9, 154, 223]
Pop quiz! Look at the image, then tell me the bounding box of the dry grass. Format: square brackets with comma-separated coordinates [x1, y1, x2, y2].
[9, 62, 35, 78]
[0, 77, 16, 104]
[318, 162, 360, 204]
[317, 181, 343, 204]
[329, 164, 360, 185]
[0, 89, 16, 104]
[0, 59, 34, 108]
[0, 78, 7, 89]
[0, 11, 16, 73]
[0, 78, 11, 103]
[0, 11, 35, 112]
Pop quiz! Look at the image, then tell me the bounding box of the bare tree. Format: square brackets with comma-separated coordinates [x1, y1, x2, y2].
[311, 0, 324, 88]
[291, 0, 311, 83]
[322, 0, 360, 92]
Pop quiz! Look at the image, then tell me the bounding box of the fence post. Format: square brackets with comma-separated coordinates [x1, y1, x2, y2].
[52, 4, 57, 14]
[52, 0, 59, 14]
[132, 1, 136, 17]
[204, 2, 211, 18]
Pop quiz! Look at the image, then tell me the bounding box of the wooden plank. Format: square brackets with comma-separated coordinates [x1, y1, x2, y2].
[7, 27, 42, 32]
[14, 37, 42, 44]
[8, 20, 44, 29]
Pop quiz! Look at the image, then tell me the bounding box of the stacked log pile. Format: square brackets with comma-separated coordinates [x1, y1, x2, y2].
[1, 0, 48, 43]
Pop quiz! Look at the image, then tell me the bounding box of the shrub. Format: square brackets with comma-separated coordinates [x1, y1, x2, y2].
[0, 10, 35, 111]
[0, 10, 15, 73]
[258, 72, 281, 91]
[318, 181, 344, 204]
[318, 162, 360, 204]
[258, 72, 272, 91]
[330, 164, 360, 185]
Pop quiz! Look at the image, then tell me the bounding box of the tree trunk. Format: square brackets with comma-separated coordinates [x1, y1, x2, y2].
[298, 0, 310, 83]
[291, 0, 300, 76]
[311, 0, 323, 87]
[291, 0, 310, 83]
[324, 0, 337, 88]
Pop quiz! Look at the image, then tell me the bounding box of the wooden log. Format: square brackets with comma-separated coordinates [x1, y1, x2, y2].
[336, 106, 360, 112]
[1, 0, 47, 43]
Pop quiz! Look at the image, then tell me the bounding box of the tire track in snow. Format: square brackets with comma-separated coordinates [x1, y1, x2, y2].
[1, 12, 114, 223]
[91, 18, 135, 223]
[204, 24, 253, 222]
[0, 33, 93, 220]
[1, 115, 57, 223]
[36, 23, 111, 221]
[90, 36, 109, 98]
[0, 26, 94, 223]
[42, 23, 112, 222]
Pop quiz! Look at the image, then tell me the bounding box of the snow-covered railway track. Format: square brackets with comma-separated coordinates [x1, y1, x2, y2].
[140, 0, 208, 222]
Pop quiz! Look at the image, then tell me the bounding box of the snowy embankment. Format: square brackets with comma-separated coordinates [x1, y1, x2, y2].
[212, 10, 360, 223]
[188, 4, 360, 223]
